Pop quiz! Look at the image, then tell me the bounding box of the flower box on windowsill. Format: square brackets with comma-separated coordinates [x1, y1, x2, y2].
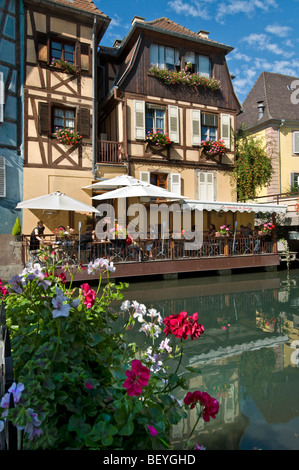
[148, 65, 221, 91]
[201, 139, 228, 158]
[50, 58, 79, 75]
[146, 131, 172, 147]
[54, 128, 82, 146]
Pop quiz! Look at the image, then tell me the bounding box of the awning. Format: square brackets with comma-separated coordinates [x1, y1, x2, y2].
[184, 200, 288, 214]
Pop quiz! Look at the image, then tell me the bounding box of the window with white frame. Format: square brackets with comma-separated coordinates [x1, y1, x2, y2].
[185, 51, 211, 77]
[198, 171, 215, 201]
[150, 44, 180, 70]
[201, 113, 218, 141]
[140, 171, 181, 195]
[293, 131, 299, 154]
[290, 172, 299, 189]
[146, 104, 165, 135]
[134, 100, 180, 143]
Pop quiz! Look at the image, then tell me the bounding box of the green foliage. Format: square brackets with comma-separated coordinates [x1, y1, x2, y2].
[0, 252, 218, 450]
[232, 131, 274, 201]
[12, 216, 22, 236]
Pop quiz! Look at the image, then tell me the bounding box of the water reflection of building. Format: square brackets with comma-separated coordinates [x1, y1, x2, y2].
[125, 271, 299, 449]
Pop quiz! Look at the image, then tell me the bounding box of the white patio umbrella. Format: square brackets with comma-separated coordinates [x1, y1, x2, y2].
[83, 174, 144, 189]
[16, 191, 100, 213]
[91, 183, 187, 201]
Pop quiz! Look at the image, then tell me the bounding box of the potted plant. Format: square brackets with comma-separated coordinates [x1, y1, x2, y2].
[50, 58, 78, 75]
[146, 130, 172, 147]
[12, 216, 22, 241]
[201, 139, 228, 156]
[54, 128, 82, 146]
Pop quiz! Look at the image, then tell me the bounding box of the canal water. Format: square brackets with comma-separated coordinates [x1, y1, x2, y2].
[118, 268, 299, 450]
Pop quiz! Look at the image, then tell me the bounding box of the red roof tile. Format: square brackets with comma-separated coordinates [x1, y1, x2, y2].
[49, 0, 108, 17]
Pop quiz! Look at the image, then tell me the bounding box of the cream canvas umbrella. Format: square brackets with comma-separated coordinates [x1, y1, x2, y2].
[16, 191, 100, 213]
[91, 183, 187, 201]
[83, 174, 144, 189]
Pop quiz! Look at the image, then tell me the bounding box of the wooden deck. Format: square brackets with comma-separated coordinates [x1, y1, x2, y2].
[22, 234, 281, 282]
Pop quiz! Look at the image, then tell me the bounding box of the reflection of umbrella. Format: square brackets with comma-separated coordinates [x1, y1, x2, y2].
[16, 191, 100, 213]
[92, 183, 187, 201]
[83, 174, 143, 189]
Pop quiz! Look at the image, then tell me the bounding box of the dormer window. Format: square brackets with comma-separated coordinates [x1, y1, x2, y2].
[150, 44, 180, 71]
[185, 51, 211, 77]
[257, 101, 265, 120]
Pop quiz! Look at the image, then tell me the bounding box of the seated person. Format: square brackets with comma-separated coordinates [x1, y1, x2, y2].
[80, 225, 95, 250]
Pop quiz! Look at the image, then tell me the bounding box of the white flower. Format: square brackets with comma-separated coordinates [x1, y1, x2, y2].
[51, 288, 71, 318]
[120, 300, 131, 310]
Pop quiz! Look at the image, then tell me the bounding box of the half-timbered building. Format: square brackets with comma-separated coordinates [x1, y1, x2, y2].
[96, 16, 246, 231]
[22, 0, 109, 233]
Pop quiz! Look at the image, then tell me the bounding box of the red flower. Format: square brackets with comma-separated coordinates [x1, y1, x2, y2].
[123, 359, 151, 397]
[163, 311, 204, 340]
[184, 391, 219, 422]
[80, 283, 96, 308]
[58, 273, 66, 284]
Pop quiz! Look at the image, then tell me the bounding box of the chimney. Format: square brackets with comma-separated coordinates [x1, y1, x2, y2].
[132, 16, 145, 25]
[197, 30, 209, 39]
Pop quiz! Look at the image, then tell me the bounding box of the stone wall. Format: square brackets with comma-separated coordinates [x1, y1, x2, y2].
[0, 235, 24, 282]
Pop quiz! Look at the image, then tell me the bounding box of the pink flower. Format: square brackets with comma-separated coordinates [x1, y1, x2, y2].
[163, 311, 204, 340]
[147, 425, 158, 436]
[80, 283, 96, 308]
[123, 359, 150, 396]
[85, 382, 94, 389]
[184, 391, 219, 422]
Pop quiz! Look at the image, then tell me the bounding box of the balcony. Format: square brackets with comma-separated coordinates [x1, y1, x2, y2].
[97, 140, 124, 164]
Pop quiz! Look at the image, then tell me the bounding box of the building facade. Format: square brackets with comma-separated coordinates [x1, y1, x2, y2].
[0, 0, 23, 234]
[21, 0, 109, 234]
[237, 71, 299, 224]
[96, 16, 244, 232]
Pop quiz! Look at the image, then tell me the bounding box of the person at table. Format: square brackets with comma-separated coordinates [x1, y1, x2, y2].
[244, 223, 253, 238]
[79, 225, 95, 250]
[29, 220, 46, 251]
[208, 224, 216, 239]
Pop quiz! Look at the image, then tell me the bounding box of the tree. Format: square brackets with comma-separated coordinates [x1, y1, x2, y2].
[232, 128, 274, 202]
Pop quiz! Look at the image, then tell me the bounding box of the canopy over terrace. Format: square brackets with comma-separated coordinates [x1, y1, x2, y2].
[183, 200, 288, 235]
[183, 200, 288, 215]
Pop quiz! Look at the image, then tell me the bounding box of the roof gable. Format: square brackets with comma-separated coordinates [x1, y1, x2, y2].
[237, 71, 299, 130]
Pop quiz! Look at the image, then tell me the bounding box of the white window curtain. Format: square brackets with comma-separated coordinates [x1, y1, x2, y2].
[196, 55, 211, 77]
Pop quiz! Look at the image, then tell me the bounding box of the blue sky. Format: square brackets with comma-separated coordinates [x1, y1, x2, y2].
[94, 0, 299, 104]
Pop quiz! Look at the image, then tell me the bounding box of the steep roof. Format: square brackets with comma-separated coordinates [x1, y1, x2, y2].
[102, 16, 233, 55]
[45, 0, 108, 17]
[237, 71, 299, 130]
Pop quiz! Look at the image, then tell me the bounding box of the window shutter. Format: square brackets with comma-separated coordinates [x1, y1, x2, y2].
[221, 114, 231, 148]
[78, 107, 91, 139]
[140, 171, 150, 184]
[37, 32, 48, 63]
[39, 102, 50, 135]
[293, 132, 299, 154]
[170, 173, 181, 195]
[290, 172, 295, 187]
[198, 172, 214, 201]
[0, 156, 6, 197]
[80, 42, 90, 72]
[191, 109, 201, 146]
[0, 72, 4, 123]
[168, 105, 179, 143]
[134, 100, 145, 140]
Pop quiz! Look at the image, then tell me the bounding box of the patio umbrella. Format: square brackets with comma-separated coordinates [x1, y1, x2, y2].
[91, 183, 187, 201]
[83, 174, 144, 189]
[16, 191, 100, 213]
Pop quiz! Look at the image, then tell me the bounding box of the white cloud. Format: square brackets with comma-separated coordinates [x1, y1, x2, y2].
[230, 48, 251, 62]
[265, 24, 292, 38]
[242, 32, 294, 58]
[216, 0, 278, 23]
[167, 0, 211, 19]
